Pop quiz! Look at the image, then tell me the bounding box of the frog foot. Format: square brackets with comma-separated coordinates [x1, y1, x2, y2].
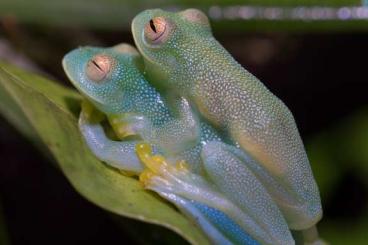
[136, 143, 238, 220]
[136, 142, 221, 194]
[135, 143, 276, 245]
[136, 143, 192, 188]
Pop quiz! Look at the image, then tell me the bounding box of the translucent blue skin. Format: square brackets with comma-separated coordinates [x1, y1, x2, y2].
[165, 194, 260, 245]
[62, 44, 294, 245]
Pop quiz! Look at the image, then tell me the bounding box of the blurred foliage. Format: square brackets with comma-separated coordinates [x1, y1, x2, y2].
[0, 69, 38, 141]
[0, 0, 367, 32]
[307, 109, 368, 245]
[308, 108, 368, 197]
[0, 61, 209, 245]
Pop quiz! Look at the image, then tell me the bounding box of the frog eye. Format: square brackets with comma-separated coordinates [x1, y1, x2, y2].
[86, 54, 113, 82]
[144, 17, 170, 44]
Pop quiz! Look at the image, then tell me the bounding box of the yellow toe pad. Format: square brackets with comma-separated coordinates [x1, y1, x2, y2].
[136, 143, 189, 187]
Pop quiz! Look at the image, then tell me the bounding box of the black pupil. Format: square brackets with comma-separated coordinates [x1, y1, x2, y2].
[149, 19, 157, 33]
[92, 60, 102, 71]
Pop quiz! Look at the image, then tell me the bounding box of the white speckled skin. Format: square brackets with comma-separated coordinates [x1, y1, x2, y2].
[63, 44, 295, 245]
[145, 141, 294, 245]
[63, 44, 202, 157]
[132, 8, 322, 230]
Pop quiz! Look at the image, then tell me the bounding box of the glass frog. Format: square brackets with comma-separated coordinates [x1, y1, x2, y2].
[62, 44, 294, 245]
[131, 8, 323, 237]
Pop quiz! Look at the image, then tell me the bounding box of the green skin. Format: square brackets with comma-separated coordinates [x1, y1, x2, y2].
[132, 8, 322, 230]
[62, 44, 295, 245]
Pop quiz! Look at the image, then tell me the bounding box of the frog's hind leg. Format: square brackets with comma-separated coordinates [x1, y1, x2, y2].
[160, 193, 260, 245]
[201, 141, 294, 245]
[219, 143, 324, 242]
[136, 143, 282, 245]
[223, 141, 323, 232]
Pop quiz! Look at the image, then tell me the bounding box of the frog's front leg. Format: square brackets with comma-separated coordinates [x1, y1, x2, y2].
[136, 143, 294, 245]
[108, 96, 200, 155]
[79, 101, 144, 174]
[138, 96, 201, 155]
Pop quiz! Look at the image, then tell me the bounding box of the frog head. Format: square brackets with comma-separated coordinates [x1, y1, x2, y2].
[62, 44, 143, 114]
[131, 8, 212, 90]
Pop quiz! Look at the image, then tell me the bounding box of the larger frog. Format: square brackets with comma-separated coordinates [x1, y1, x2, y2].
[131, 8, 322, 235]
[62, 44, 294, 245]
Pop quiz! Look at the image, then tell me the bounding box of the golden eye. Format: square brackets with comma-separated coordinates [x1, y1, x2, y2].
[86, 54, 113, 82]
[144, 17, 168, 44]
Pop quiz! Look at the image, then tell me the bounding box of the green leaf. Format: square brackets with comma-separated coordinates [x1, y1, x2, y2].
[0, 61, 210, 245]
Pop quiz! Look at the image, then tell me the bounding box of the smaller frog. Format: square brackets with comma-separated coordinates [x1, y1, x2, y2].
[63, 44, 201, 158]
[62, 44, 294, 245]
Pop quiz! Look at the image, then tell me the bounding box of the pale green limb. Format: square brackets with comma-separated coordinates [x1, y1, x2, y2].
[159, 193, 234, 245]
[79, 101, 143, 174]
[160, 192, 261, 245]
[201, 141, 294, 245]
[138, 96, 201, 156]
[106, 97, 201, 156]
[136, 143, 294, 245]
[209, 143, 325, 244]
[224, 142, 322, 231]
